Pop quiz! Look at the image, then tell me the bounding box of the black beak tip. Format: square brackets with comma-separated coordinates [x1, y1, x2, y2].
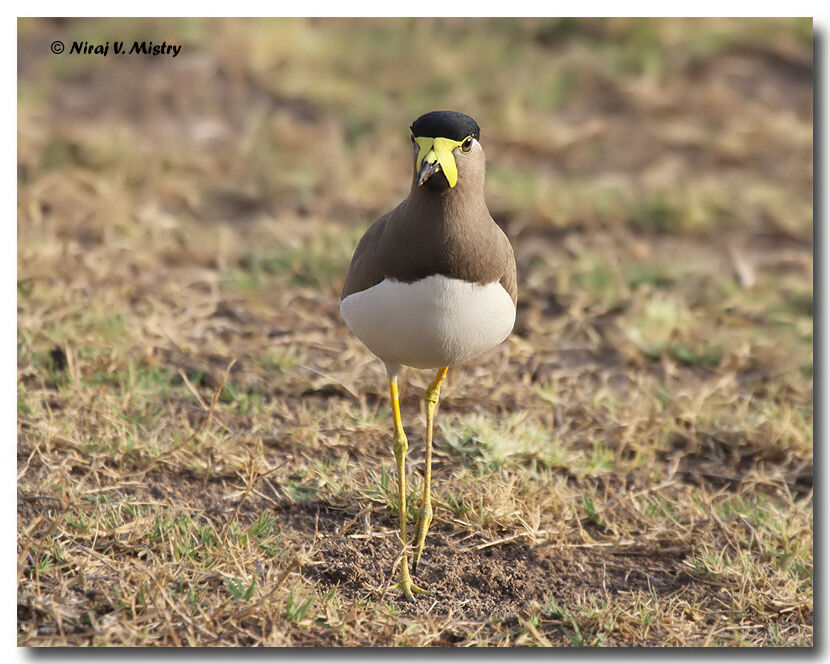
[417, 161, 442, 187]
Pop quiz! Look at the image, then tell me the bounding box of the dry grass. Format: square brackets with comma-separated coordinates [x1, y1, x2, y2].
[18, 17, 812, 646]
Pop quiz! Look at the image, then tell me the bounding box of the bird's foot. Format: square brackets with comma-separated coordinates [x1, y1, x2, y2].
[398, 566, 430, 602]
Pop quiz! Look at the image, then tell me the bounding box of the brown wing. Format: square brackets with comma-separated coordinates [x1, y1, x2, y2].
[341, 210, 393, 300]
[497, 229, 518, 305]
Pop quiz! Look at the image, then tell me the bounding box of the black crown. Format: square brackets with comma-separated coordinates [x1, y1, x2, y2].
[411, 110, 480, 142]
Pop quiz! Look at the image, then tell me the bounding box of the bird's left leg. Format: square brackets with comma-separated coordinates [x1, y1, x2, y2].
[412, 366, 448, 575]
[389, 376, 427, 601]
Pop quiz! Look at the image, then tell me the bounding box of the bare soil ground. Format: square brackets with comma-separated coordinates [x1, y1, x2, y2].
[18, 18, 812, 646]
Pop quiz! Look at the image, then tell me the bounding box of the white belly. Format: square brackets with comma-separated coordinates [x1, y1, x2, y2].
[340, 275, 516, 372]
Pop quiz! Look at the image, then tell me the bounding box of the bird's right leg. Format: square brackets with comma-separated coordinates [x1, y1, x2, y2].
[389, 376, 427, 602]
[412, 366, 448, 575]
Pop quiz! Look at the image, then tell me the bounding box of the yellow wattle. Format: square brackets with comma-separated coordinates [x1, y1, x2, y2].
[415, 136, 464, 188]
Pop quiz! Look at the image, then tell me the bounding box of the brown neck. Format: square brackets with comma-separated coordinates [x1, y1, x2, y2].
[405, 186, 488, 231]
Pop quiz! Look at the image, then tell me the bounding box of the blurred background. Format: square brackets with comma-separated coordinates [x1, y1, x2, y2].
[17, 18, 813, 646]
[18, 17, 813, 444]
[19, 17, 813, 367]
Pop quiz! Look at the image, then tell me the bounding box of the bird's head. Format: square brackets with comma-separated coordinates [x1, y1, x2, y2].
[409, 110, 483, 192]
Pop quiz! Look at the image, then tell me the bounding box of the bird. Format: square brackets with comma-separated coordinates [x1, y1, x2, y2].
[340, 110, 518, 601]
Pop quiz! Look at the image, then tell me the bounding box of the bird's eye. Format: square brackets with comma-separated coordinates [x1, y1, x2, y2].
[461, 136, 474, 153]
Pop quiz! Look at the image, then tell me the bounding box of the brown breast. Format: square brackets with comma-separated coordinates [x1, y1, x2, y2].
[342, 194, 517, 304]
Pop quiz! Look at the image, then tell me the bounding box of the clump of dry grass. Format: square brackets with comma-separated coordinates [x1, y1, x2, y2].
[18, 18, 811, 646]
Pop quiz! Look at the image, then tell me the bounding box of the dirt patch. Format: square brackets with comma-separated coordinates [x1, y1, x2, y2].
[308, 531, 693, 618]
[284, 503, 695, 622]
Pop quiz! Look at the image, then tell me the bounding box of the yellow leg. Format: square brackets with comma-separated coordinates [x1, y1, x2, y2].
[412, 367, 448, 575]
[389, 377, 427, 601]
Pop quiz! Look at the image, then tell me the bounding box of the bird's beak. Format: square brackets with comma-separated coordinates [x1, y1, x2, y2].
[417, 153, 442, 187]
[415, 137, 460, 188]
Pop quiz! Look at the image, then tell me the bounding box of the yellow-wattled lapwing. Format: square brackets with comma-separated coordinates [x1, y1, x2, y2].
[340, 110, 517, 601]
